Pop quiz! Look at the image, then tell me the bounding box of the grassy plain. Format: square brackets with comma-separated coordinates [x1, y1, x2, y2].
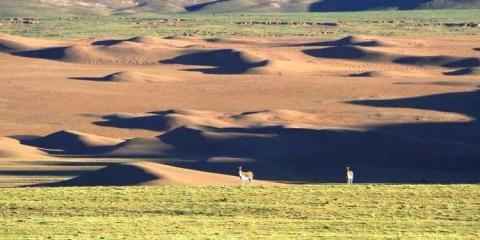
[0, 185, 479, 239]
[1, 10, 479, 38]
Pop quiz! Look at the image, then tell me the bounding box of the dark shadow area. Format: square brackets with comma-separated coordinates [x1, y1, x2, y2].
[309, 0, 433, 12]
[289, 36, 382, 47]
[69, 76, 111, 82]
[443, 68, 479, 76]
[0, 170, 92, 176]
[8, 90, 480, 183]
[36, 164, 159, 186]
[90, 36, 149, 46]
[91, 39, 125, 46]
[93, 110, 176, 131]
[93, 90, 480, 183]
[474, 48, 480, 52]
[394, 81, 479, 87]
[12, 47, 68, 60]
[350, 90, 480, 146]
[34, 161, 113, 167]
[159, 49, 269, 74]
[303, 46, 383, 60]
[394, 56, 480, 68]
[20, 130, 120, 155]
[349, 71, 377, 77]
[184, 0, 230, 12]
[0, 43, 15, 53]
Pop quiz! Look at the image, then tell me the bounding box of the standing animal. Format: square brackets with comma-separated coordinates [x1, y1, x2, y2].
[346, 166, 354, 185]
[238, 166, 254, 185]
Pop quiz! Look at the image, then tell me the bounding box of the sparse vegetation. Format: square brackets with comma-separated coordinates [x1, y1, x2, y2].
[0, 185, 478, 239]
[1, 10, 479, 38]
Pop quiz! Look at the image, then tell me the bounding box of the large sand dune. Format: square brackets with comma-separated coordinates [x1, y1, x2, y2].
[1, 34, 480, 185]
[23, 130, 123, 154]
[40, 161, 265, 186]
[0, 137, 50, 158]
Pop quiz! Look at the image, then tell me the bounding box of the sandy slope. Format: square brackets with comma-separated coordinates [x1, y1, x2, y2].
[41, 161, 271, 186]
[0, 137, 50, 158]
[1, 34, 480, 185]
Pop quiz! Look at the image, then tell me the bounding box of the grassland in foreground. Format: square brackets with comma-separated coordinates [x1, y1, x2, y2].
[0, 185, 478, 239]
[1, 10, 479, 39]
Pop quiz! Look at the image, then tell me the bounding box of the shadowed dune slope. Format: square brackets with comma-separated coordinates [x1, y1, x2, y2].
[0, 34, 61, 52]
[351, 89, 480, 146]
[443, 67, 480, 76]
[291, 35, 385, 47]
[71, 71, 177, 82]
[394, 56, 480, 68]
[0, 137, 50, 158]
[303, 46, 388, 60]
[92, 36, 194, 48]
[41, 161, 269, 186]
[12, 40, 180, 65]
[155, 125, 480, 172]
[95, 109, 233, 132]
[85, 102, 480, 182]
[104, 137, 172, 157]
[23, 130, 123, 154]
[94, 109, 319, 132]
[160, 49, 269, 74]
[348, 71, 432, 78]
[302, 44, 479, 69]
[349, 71, 393, 77]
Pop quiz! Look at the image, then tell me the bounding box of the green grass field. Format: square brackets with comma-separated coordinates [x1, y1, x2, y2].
[0, 185, 478, 239]
[1, 10, 479, 39]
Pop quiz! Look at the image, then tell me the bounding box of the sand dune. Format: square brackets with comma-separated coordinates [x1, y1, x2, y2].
[160, 49, 269, 74]
[291, 35, 385, 47]
[71, 71, 178, 82]
[14, 44, 178, 65]
[348, 71, 433, 78]
[247, 60, 322, 75]
[93, 36, 194, 48]
[94, 109, 321, 133]
[95, 109, 234, 132]
[23, 130, 123, 154]
[232, 109, 319, 127]
[88, 122, 480, 182]
[0, 137, 50, 158]
[444, 67, 480, 76]
[0, 34, 62, 52]
[104, 137, 171, 157]
[394, 56, 480, 68]
[2, 34, 480, 184]
[42, 161, 268, 186]
[303, 46, 387, 60]
[302, 44, 480, 71]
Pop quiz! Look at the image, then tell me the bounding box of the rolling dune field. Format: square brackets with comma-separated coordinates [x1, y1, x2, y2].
[1, 33, 479, 186]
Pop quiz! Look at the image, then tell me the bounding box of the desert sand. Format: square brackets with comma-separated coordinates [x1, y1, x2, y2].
[1, 33, 479, 186]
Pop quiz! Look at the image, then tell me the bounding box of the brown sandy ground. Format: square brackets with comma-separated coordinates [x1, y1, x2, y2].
[1, 33, 479, 186]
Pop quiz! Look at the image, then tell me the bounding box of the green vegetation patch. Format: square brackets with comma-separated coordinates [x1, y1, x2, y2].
[1, 10, 479, 38]
[0, 185, 479, 239]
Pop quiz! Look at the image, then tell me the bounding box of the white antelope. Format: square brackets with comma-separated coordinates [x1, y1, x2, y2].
[346, 166, 354, 186]
[238, 166, 254, 185]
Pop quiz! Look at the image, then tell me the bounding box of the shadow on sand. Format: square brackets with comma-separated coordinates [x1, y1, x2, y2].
[160, 49, 268, 74]
[8, 89, 480, 184]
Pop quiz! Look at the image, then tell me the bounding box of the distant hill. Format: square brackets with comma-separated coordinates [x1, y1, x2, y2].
[0, 0, 479, 16]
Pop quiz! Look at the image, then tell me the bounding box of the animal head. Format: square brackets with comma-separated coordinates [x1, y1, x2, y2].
[238, 166, 242, 171]
[346, 166, 350, 171]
